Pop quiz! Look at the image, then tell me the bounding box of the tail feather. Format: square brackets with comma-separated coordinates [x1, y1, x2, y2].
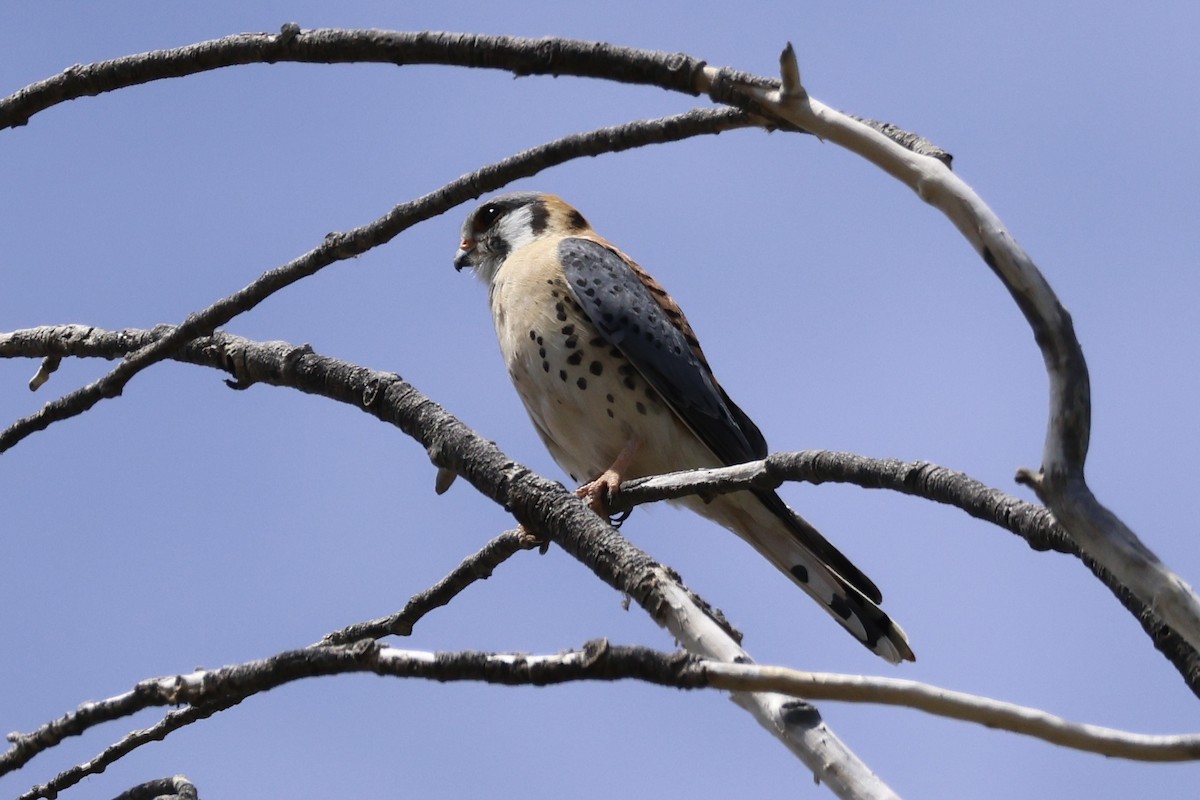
[678, 489, 915, 664]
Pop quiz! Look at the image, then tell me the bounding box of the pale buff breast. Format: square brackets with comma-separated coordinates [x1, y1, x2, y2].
[489, 237, 722, 485]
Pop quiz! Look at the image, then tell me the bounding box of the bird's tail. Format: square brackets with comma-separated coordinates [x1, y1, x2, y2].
[678, 489, 914, 664]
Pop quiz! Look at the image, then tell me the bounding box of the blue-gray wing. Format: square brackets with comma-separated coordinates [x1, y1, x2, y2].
[557, 237, 766, 465]
[557, 237, 883, 603]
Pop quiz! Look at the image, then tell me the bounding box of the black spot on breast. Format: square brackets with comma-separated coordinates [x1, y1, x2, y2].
[635, 401, 647, 415]
[590, 361, 603, 376]
[576, 377, 587, 390]
[536, 335, 544, 346]
[567, 209, 589, 230]
[528, 330, 537, 341]
[605, 393, 615, 403]
[542, 361, 550, 372]
[559, 370, 568, 381]
[529, 200, 550, 235]
[623, 376, 637, 390]
[606, 408, 615, 418]
[566, 351, 583, 366]
[561, 324, 575, 336]
[538, 347, 546, 358]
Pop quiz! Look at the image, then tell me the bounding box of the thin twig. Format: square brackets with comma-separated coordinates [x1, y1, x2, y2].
[4, 530, 528, 794]
[315, 529, 527, 646]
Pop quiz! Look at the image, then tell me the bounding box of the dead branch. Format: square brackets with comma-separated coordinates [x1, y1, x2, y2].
[702, 43, 1200, 667]
[0, 323, 897, 800]
[4, 323, 1197, 698]
[12, 638, 1200, 791]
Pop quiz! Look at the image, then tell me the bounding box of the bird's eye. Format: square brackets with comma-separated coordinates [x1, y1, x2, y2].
[474, 203, 504, 232]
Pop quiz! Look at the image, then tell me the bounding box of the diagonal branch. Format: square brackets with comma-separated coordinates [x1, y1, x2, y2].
[4, 324, 1197, 697]
[314, 529, 528, 646]
[0, 324, 899, 800]
[4, 530, 529, 795]
[0, 104, 753, 455]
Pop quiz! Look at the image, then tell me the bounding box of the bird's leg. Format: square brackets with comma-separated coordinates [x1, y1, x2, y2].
[577, 436, 642, 520]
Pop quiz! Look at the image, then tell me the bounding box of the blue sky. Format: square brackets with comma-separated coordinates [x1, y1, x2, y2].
[3, 2, 1199, 798]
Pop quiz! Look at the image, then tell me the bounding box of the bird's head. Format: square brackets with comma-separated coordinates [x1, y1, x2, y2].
[454, 192, 592, 284]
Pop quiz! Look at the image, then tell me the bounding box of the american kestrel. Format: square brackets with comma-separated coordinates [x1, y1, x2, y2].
[454, 192, 914, 663]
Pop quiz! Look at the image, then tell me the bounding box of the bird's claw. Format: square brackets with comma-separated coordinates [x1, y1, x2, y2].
[516, 525, 551, 554]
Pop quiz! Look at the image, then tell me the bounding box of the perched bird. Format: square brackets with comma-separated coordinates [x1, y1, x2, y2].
[454, 192, 913, 663]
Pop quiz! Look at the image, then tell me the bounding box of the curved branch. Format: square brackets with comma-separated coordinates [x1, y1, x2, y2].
[14, 639, 1200, 784]
[713, 43, 1200, 663]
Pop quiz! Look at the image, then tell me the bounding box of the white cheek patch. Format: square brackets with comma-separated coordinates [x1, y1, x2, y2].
[495, 205, 539, 253]
[476, 205, 541, 286]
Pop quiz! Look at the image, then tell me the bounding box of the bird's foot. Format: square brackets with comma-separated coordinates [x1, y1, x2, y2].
[575, 470, 632, 528]
[516, 524, 551, 555]
[576, 469, 621, 512]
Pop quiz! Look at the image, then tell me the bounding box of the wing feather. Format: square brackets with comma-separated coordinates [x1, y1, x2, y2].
[557, 237, 883, 603]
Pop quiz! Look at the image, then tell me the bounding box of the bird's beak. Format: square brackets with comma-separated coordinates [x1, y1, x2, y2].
[453, 239, 475, 272]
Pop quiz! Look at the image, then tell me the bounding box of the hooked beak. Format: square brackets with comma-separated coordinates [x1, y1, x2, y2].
[453, 239, 475, 272]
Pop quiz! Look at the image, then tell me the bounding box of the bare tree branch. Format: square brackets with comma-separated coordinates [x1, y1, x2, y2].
[0, 323, 897, 800]
[4, 29, 1194, 794]
[5, 323, 1198, 698]
[13, 706, 221, 800]
[613, 452, 1200, 696]
[0, 103, 753, 455]
[110, 775, 198, 800]
[6, 531, 528, 798]
[706, 43, 1200, 663]
[315, 529, 528, 646]
[0, 26, 946, 163]
[0, 28, 952, 458]
[13, 639, 1200, 789]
